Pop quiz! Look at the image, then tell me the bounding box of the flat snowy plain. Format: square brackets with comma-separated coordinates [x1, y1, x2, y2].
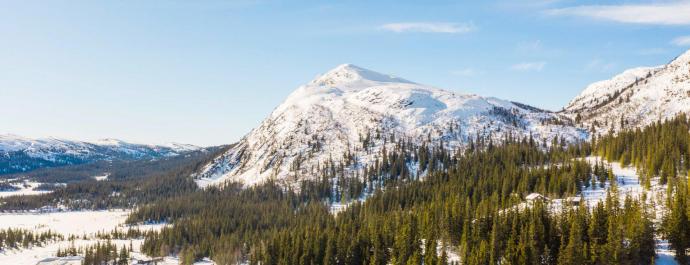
[0, 180, 53, 198]
[0, 209, 216, 265]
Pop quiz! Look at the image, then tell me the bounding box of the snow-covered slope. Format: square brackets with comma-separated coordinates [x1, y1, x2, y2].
[564, 50, 690, 133]
[0, 134, 201, 174]
[196, 64, 586, 186]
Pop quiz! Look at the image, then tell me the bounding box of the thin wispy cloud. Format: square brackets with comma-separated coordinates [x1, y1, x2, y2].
[380, 22, 476, 34]
[511, 61, 546, 72]
[516, 40, 543, 53]
[671, 36, 690, 46]
[546, 1, 690, 25]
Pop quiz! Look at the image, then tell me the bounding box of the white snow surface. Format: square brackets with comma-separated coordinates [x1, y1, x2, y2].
[0, 210, 172, 265]
[196, 64, 586, 187]
[0, 179, 54, 198]
[572, 157, 673, 264]
[566, 66, 662, 112]
[578, 157, 666, 216]
[565, 49, 690, 132]
[0, 210, 161, 235]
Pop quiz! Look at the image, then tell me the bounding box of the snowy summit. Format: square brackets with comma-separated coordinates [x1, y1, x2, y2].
[195, 64, 586, 187]
[564, 50, 690, 133]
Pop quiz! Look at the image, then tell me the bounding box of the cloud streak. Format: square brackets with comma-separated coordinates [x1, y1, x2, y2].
[380, 22, 476, 34]
[546, 1, 690, 25]
[672, 36, 690, 46]
[512, 61, 546, 72]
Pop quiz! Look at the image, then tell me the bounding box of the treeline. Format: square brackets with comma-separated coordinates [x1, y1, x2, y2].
[57, 241, 131, 265]
[131, 134, 623, 265]
[594, 114, 690, 185]
[0, 228, 62, 250]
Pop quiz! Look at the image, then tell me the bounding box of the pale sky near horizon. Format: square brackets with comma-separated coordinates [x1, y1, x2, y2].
[2, 0, 690, 146]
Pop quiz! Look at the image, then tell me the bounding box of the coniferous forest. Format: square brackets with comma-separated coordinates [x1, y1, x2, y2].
[121, 115, 690, 265]
[3, 116, 690, 264]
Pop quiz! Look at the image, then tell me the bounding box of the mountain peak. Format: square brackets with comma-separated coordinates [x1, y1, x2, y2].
[310, 64, 414, 86]
[565, 49, 690, 133]
[195, 64, 585, 187]
[669, 48, 690, 66]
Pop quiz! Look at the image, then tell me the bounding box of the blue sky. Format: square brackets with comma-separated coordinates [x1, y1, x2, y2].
[2, 0, 690, 146]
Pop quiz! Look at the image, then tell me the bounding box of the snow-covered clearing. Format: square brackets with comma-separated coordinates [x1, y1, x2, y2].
[0, 210, 136, 235]
[580, 156, 674, 264]
[578, 157, 667, 221]
[0, 180, 54, 198]
[93, 174, 109, 181]
[0, 210, 179, 265]
[511, 156, 676, 263]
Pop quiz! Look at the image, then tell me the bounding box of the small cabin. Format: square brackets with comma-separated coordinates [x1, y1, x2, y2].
[525, 193, 546, 202]
[565, 196, 582, 206]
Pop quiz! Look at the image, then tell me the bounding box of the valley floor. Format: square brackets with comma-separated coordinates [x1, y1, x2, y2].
[0, 210, 214, 265]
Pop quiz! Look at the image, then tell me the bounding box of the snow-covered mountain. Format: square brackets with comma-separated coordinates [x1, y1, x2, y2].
[0, 134, 201, 174]
[563, 50, 690, 133]
[195, 64, 586, 187]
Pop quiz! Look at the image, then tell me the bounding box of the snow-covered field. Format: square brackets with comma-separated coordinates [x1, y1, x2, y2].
[0, 180, 54, 198]
[0, 210, 199, 265]
[93, 174, 109, 181]
[0, 210, 137, 235]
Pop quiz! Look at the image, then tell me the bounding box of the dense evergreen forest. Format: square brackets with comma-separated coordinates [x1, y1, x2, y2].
[0, 146, 228, 210]
[124, 115, 690, 265]
[4, 116, 690, 264]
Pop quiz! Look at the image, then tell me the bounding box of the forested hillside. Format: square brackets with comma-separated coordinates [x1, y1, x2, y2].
[121, 116, 690, 265]
[6, 117, 690, 265]
[0, 146, 228, 210]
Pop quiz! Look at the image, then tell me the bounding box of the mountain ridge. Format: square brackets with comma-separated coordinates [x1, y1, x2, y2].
[564, 49, 690, 133]
[195, 64, 586, 187]
[0, 133, 202, 175]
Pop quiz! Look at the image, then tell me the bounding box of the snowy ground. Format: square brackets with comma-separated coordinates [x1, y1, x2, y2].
[578, 157, 666, 216]
[0, 179, 54, 198]
[0, 210, 137, 235]
[578, 157, 675, 265]
[93, 174, 109, 181]
[0, 210, 211, 265]
[510, 157, 676, 264]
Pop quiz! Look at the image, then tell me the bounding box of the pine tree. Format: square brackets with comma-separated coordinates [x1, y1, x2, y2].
[558, 215, 585, 265]
[666, 189, 690, 265]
